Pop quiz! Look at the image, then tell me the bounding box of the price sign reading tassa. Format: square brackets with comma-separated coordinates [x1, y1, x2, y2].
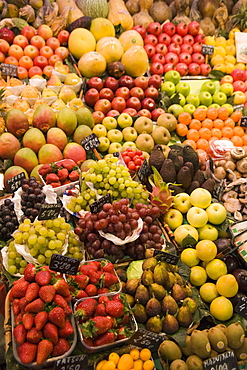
[54, 355, 88, 370]
[202, 44, 214, 55]
[81, 133, 100, 152]
[38, 203, 61, 220]
[6, 172, 25, 193]
[203, 350, 239, 370]
[49, 254, 80, 275]
[90, 193, 111, 214]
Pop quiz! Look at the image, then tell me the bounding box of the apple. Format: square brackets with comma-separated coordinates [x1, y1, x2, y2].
[97, 136, 110, 152]
[193, 42, 203, 54]
[164, 70, 180, 85]
[170, 93, 186, 106]
[102, 116, 117, 130]
[17, 66, 28, 80]
[150, 62, 164, 75]
[171, 34, 183, 45]
[231, 68, 245, 82]
[165, 52, 179, 65]
[151, 53, 165, 64]
[4, 56, 18, 66]
[147, 22, 162, 36]
[133, 25, 146, 39]
[108, 142, 122, 154]
[221, 103, 234, 115]
[19, 55, 33, 70]
[162, 22, 176, 36]
[148, 74, 162, 89]
[117, 112, 133, 128]
[122, 127, 138, 142]
[13, 35, 28, 49]
[107, 129, 123, 143]
[104, 76, 119, 91]
[186, 94, 200, 107]
[173, 224, 199, 246]
[28, 66, 42, 78]
[92, 124, 107, 138]
[141, 97, 156, 111]
[212, 91, 227, 105]
[34, 55, 48, 69]
[183, 34, 194, 45]
[88, 76, 104, 91]
[55, 46, 69, 60]
[126, 97, 141, 111]
[122, 108, 137, 117]
[200, 63, 212, 76]
[111, 97, 126, 112]
[106, 109, 120, 117]
[176, 81, 190, 97]
[168, 43, 181, 55]
[176, 62, 189, 77]
[115, 86, 130, 100]
[206, 203, 227, 225]
[233, 91, 246, 105]
[84, 88, 99, 106]
[134, 116, 153, 134]
[135, 76, 149, 90]
[190, 188, 212, 209]
[176, 23, 188, 37]
[168, 104, 184, 117]
[219, 83, 234, 96]
[94, 99, 112, 115]
[151, 108, 166, 121]
[39, 45, 53, 59]
[233, 80, 246, 92]
[130, 86, 145, 100]
[187, 207, 208, 228]
[192, 53, 205, 65]
[119, 75, 135, 89]
[155, 43, 168, 55]
[209, 103, 220, 110]
[30, 35, 45, 49]
[57, 30, 70, 45]
[198, 91, 213, 106]
[144, 34, 158, 46]
[99, 88, 114, 101]
[163, 209, 183, 230]
[8, 44, 24, 60]
[38, 25, 53, 40]
[24, 45, 39, 59]
[21, 25, 36, 40]
[201, 81, 217, 95]
[46, 37, 60, 50]
[183, 104, 196, 115]
[220, 75, 233, 84]
[198, 224, 218, 241]
[188, 63, 200, 76]
[0, 51, 4, 62]
[145, 87, 159, 101]
[0, 39, 9, 54]
[92, 111, 105, 124]
[173, 192, 191, 213]
[144, 44, 156, 59]
[181, 44, 193, 54]
[138, 109, 152, 118]
[188, 21, 200, 36]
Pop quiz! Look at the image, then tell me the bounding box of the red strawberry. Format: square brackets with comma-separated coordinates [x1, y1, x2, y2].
[63, 293, 73, 302]
[36, 339, 53, 365]
[74, 274, 89, 289]
[97, 287, 109, 295]
[25, 298, 45, 313]
[105, 300, 124, 318]
[46, 173, 60, 184]
[38, 164, 53, 177]
[98, 296, 110, 304]
[88, 270, 102, 284]
[34, 311, 48, 330]
[57, 159, 76, 172]
[52, 338, 70, 357]
[39, 285, 56, 303]
[103, 272, 119, 287]
[22, 313, 34, 330]
[69, 170, 79, 182]
[19, 297, 28, 313]
[101, 261, 114, 274]
[75, 298, 97, 320]
[94, 303, 106, 316]
[53, 294, 72, 315]
[117, 326, 133, 340]
[94, 332, 115, 346]
[25, 283, 40, 303]
[13, 324, 26, 345]
[24, 263, 36, 282]
[12, 299, 20, 315]
[79, 264, 93, 275]
[88, 261, 101, 270]
[57, 168, 69, 181]
[35, 270, 52, 286]
[49, 181, 61, 188]
[15, 313, 23, 326]
[85, 284, 97, 297]
[58, 319, 74, 338]
[43, 322, 58, 344]
[53, 279, 70, 297]
[49, 307, 66, 329]
[10, 280, 29, 300]
[83, 337, 94, 347]
[26, 327, 42, 344]
[75, 290, 88, 299]
[81, 316, 113, 338]
[118, 313, 130, 325]
[17, 342, 37, 364]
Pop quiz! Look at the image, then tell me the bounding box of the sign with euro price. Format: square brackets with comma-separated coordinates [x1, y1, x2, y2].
[203, 350, 239, 370]
[128, 328, 166, 352]
[6, 172, 25, 193]
[240, 115, 247, 127]
[54, 355, 88, 370]
[154, 249, 179, 265]
[235, 294, 247, 319]
[81, 133, 100, 152]
[202, 44, 214, 55]
[38, 203, 61, 220]
[137, 159, 150, 184]
[49, 254, 80, 275]
[0, 63, 17, 76]
[90, 193, 111, 213]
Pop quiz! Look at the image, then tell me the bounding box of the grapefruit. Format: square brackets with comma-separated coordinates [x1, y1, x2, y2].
[78, 51, 106, 78]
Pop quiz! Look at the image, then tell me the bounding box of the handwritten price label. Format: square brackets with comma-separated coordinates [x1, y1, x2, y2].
[90, 193, 111, 214]
[81, 133, 100, 152]
[6, 172, 25, 193]
[0, 63, 18, 76]
[202, 44, 214, 55]
[49, 254, 80, 275]
[203, 350, 239, 370]
[54, 355, 88, 370]
[154, 250, 179, 265]
[38, 203, 61, 220]
[128, 328, 165, 352]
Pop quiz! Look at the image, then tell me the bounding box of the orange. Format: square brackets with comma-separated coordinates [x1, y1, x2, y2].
[221, 137, 231, 141]
[176, 123, 188, 137]
[193, 107, 207, 121]
[183, 139, 197, 150]
[201, 118, 213, 129]
[178, 112, 192, 125]
[211, 128, 222, 139]
[213, 119, 224, 129]
[199, 127, 211, 140]
[231, 136, 243, 146]
[209, 136, 218, 143]
[223, 118, 235, 128]
[197, 138, 209, 150]
[242, 134, 247, 146]
[189, 119, 201, 130]
[233, 126, 244, 137]
[218, 107, 229, 120]
[221, 126, 234, 138]
[187, 129, 200, 142]
[207, 107, 218, 120]
[231, 110, 242, 123]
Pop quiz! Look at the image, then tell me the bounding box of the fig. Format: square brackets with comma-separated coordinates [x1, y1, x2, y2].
[215, 238, 232, 254]
[233, 269, 247, 292]
[223, 254, 240, 274]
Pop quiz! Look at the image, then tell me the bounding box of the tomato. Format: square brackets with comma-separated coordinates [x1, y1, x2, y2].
[128, 162, 136, 171]
[134, 158, 142, 166]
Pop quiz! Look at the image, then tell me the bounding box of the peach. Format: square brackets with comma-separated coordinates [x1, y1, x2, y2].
[38, 143, 63, 164]
[63, 142, 86, 165]
[0, 133, 21, 159]
[14, 148, 39, 174]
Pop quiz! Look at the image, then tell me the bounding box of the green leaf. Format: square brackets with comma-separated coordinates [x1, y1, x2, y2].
[114, 24, 124, 38]
[170, 93, 181, 105]
[178, 260, 191, 282]
[126, 260, 145, 280]
[214, 218, 230, 233]
[12, 18, 28, 30]
[227, 95, 235, 105]
[208, 70, 226, 80]
[180, 234, 197, 249]
[218, 29, 229, 38]
[169, 326, 188, 347]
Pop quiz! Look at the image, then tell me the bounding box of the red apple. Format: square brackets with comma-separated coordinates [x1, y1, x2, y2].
[151, 107, 165, 121]
[231, 69, 246, 82]
[175, 63, 188, 76]
[57, 30, 70, 45]
[21, 26, 36, 40]
[200, 63, 211, 76]
[163, 63, 175, 73]
[39, 46, 53, 59]
[43, 65, 54, 78]
[84, 88, 100, 106]
[147, 22, 162, 37]
[94, 98, 112, 115]
[181, 44, 193, 54]
[155, 43, 168, 56]
[179, 53, 192, 65]
[106, 109, 120, 117]
[135, 76, 149, 90]
[46, 37, 60, 50]
[48, 54, 62, 66]
[104, 76, 119, 91]
[165, 52, 179, 65]
[144, 44, 156, 59]
[188, 21, 200, 36]
[183, 35, 194, 45]
[88, 76, 104, 91]
[151, 53, 165, 64]
[38, 25, 53, 40]
[193, 42, 202, 54]
[34, 55, 48, 69]
[148, 74, 162, 89]
[141, 97, 156, 111]
[171, 34, 183, 45]
[8, 44, 23, 60]
[220, 75, 234, 84]
[4, 56, 18, 66]
[122, 108, 137, 117]
[24, 45, 39, 59]
[194, 34, 206, 43]
[126, 97, 141, 111]
[168, 43, 181, 55]
[0, 28, 15, 44]
[188, 62, 200, 76]
[176, 23, 188, 37]
[162, 22, 176, 37]
[144, 34, 158, 46]
[17, 66, 28, 80]
[145, 86, 159, 101]
[130, 86, 145, 100]
[111, 97, 126, 112]
[138, 109, 152, 118]
[19, 55, 33, 70]
[233, 80, 246, 92]
[158, 33, 171, 46]
[191, 53, 205, 65]
[132, 25, 146, 39]
[99, 87, 114, 101]
[119, 75, 135, 89]
[30, 35, 45, 49]
[115, 86, 130, 100]
[92, 111, 105, 124]
[28, 66, 43, 78]
[150, 62, 164, 75]
[55, 46, 69, 60]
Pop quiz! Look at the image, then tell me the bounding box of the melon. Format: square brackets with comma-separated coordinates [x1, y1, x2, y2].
[77, 0, 108, 18]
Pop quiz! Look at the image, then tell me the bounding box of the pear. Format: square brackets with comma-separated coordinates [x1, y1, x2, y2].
[42, 87, 57, 98]
[59, 86, 77, 104]
[47, 74, 62, 86]
[64, 73, 81, 85]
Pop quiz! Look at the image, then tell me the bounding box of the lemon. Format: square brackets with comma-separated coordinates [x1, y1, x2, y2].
[216, 274, 239, 297]
[181, 248, 200, 267]
[210, 55, 224, 67]
[213, 64, 226, 73]
[205, 36, 215, 46]
[214, 46, 226, 58]
[90, 18, 115, 41]
[200, 282, 219, 303]
[195, 240, 217, 262]
[140, 349, 151, 361]
[130, 349, 140, 361]
[229, 28, 240, 39]
[224, 55, 236, 64]
[235, 63, 246, 70]
[190, 266, 207, 286]
[205, 259, 227, 280]
[210, 296, 233, 321]
[215, 36, 226, 48]
[225, 63, 236, 74]
[108, 353, 120, 366]
[225, 45, 236, 56]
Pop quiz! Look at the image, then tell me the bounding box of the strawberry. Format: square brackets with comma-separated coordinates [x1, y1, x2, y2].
[53, 278, 70, 297]
[49, 307, 66, 329]
[74, 298, 97, 320]
[117, 313, 130, 325]
[101, 261, 114, 274]
[12, 299, 20, 315]
[75, 290, 88, 299]
[43, 322, 58, 344]
[52, 338, 70, 357]
[63, 293, 73, 302]
[17, 342, 37, 364]
[25, 282, 40, 303]
[38, 164, 53, 177]
[35, 270, 52, 286]
[81, 316, 114, 338]
[79, 264, 94, 275]
[83, 337, 94, 347]
[10, 280, 29, 300]
[49, 181, 61, 188]
[22, 313, 34, 330]
[24, 263, 36, 282]
[98, 296, 110, 304]
[88, 261, 101, 270]
[34, 311, 48, 330]
[53, 294, 72, 315]
[57, 168, 69, 181]
[74, 274, 89, 289]
[56, 159, 76, 172]
[117, 326, 133, 340]
[105, 300, 124, 318]
[26, 327, 42, 344]
[46, 173, 60, 184]
[103, 272, 119, 287]
[15, 313, 23, 326]
[13, 324, 26, 345]
[58, 319, 74, 338]
[97, 287, 109, 295]
[69, 170, 79, 182]
[85, 284, 97, 297]
[25, 298, 45, 313]
[39, 285, 56, 303]
[19, 297, 28, 313]
[94, 332, 115, 346]
[88, 270, 102, 284]
[36, 339, 53, 365]
[94, 303, 106, 316]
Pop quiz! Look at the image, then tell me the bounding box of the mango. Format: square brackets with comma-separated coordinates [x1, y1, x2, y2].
[0, 132, 21, 159]
[57, 106, 77, 136]
[22, 128, 46, 153]
[4, 166, 28, 191]
[30, 164, 43, 182]
[73, 125, 92, 144]
[14, 148, 39, 174]
[46, 127, 68, 151]
[76, 107, 94, 128]
[38, 144, 63, 164]
[58, 85, 76, 104]
[63, 142, 86, 165]
[6, 109, 29, 137]
[32, 104, 56, 132]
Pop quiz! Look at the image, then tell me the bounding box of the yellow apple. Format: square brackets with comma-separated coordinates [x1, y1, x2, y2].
[198, 224, 218, 241]
[187, 207, 208, 228]
[173, 225, 199, 246]
[190, 188, 212, 209]
[163, 209, 183, 230]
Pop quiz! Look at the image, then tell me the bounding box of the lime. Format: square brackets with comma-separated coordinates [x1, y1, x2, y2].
[206, 259, 227, 280]
[216, 274, 238, 298]
[181, 248, 200, 267]
[210, 296, 233, 321]
[190, 266, 207, 286]
[195, 240, 217, 262]
[199, 282, 219, 303]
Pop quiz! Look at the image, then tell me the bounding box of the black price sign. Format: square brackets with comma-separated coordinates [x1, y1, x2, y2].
[0, 63, 18, 76]
[241, 116, 247, 127]
[235, 295, 247, 319]
[234, 104, 244, 112]
[203, 350, 239, 370]
[90, 193, 111, 214]
[50, 254, 80, 275]
[38, 203, 62, 220]
[128, 328, 166, 352]
[81, 133, 100, 152]
[137, 159, 150, 184]
[154, 250, 179, 265]
[202, 44, 214, 55]
[54, 355, 88, 370]
[113, 152, 119, 157]
[6, 172, 25, 193]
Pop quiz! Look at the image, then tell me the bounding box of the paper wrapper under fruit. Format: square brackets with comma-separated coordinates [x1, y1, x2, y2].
[29, 78, 47, 92]
[6, 82, 26, 96]
[64, 79, 82, 93]
[98, 217, 143, 245]
[3, 94, 19, 105]
[1, 246, 23, 278]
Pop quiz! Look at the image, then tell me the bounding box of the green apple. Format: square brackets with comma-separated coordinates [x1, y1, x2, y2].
[170, 93, 186, 106]
[163, 209, 183, 230]
[200, 81, 217, 95]
[198, 224, 218, 241]
[219, 83, 234, 97]
[122, 127, 138, 142]
[186, 94, 200, 107]
[173, 192, 191, 213]
[175, 81, 190, 97]
[173, 224, 199, 246]
[187, 207, 208, 228]
[117, 112, 133, 128]
[102, 116, 117, 131]
[198, 92, 212, 107]
[206, 203, 227, 225]
[97, 136, 110, 152]
[164, 70, 180, 85]
[122, 141, 136, 148]
[197, 105, 207, 110]
[190, 188, 212, 209]
[107, 129, 123, 143]
[209, 103, 220, 110]
[167, 104, 184, 118]
[183, 104, 196, 115]
[161, 81, 176, 97]
[221, 103, 234, 115]
[108, 142, 122, 154]
[92, 124, 107, 138]
[212, 91, 227, 106]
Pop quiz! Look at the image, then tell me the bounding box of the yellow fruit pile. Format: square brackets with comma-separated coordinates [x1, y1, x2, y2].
[96, 348, 154, 370]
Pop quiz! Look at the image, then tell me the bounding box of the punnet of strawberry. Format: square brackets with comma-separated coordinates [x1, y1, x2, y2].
[119, 147, 145, 174]
[66, 259, 121, 300]
[11, 264, 76, 366]
[38, 159, 80, 189]
[74, 293, 137, 349]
